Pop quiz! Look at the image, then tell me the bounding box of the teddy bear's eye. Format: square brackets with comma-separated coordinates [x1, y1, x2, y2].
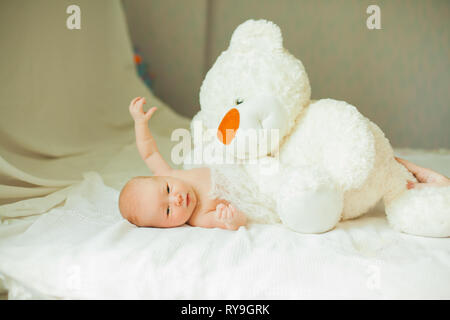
[235, 98, 244, 105]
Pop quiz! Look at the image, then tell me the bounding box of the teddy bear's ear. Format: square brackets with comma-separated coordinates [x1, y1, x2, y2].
[229, 19, 283, 51]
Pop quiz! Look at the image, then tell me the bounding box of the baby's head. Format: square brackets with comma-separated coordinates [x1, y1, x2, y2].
[119, 175, 197, 228]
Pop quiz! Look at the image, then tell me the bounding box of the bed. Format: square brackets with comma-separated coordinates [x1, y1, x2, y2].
[0, 146, 449, 299]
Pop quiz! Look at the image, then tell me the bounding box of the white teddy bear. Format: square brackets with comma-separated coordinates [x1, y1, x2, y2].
[183, 19, 450, 237]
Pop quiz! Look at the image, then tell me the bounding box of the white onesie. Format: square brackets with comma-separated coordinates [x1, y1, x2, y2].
[207, 164, 281, 224]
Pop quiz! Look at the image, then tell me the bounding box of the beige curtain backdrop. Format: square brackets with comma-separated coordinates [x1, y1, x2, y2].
[0, 0, 189, 210]
[122, 0, 449, 149]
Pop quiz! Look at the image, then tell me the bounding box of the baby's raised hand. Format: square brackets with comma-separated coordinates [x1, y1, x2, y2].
[129, 97, 157, 123]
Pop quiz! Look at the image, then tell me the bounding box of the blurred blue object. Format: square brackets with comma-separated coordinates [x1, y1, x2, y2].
[133, 46, 154, 91]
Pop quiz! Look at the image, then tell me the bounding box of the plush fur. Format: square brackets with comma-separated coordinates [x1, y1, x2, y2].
[185, 19, 450, 237]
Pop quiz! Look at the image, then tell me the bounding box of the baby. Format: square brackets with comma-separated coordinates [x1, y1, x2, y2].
[119, 97, 248, 230]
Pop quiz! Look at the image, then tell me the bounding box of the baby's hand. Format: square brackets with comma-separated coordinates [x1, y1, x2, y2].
[129, 97, 157, 123]
[215, 203, 244, 230]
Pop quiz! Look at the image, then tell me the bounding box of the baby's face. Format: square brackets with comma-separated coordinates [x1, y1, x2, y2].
[120, 175, 197, 228]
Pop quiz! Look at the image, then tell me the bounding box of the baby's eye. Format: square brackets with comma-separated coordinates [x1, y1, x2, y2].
[166, 207, 170, 215]
[167, 183, 170, 194]
[235, 98, 244, 105]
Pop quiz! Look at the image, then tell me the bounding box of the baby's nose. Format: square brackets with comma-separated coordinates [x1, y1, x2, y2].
[170, 193, 183, 206]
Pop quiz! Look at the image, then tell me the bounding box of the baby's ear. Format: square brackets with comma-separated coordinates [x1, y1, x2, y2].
[229, 19, 283, 51]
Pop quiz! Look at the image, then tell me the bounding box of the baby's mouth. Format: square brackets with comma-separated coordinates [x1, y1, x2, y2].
[186, 193, 190, 207]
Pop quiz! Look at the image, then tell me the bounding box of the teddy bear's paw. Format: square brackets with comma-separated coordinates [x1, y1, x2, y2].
[385, 185, 450, 237]
[277, 167, 343, 234]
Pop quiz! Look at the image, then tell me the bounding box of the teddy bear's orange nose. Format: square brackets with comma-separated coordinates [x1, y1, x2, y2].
[217, 108, 240, 145]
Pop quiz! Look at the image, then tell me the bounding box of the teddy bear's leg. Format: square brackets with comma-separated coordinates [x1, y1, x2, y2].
[277, 166, 343, 234]
[383, 159, 450, 237]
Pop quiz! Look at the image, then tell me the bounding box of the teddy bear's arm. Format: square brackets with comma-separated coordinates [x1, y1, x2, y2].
[282, 99, 376, 191]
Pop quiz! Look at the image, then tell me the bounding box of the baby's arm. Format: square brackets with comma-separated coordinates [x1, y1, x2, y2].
[129, 97, 172, 175]
[190, 203, 247, 231]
